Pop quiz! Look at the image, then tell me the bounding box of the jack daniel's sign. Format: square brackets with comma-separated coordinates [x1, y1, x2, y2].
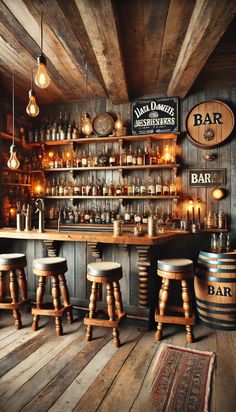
[132, 97, 179, 135]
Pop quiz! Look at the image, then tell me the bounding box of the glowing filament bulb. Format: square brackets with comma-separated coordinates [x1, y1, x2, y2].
[26, 89, 39, 117]
[114, 113, 123, 131]
[163, 145, 171, 163]
[7, 144, 20, 170]
[35, 54, 50, 89]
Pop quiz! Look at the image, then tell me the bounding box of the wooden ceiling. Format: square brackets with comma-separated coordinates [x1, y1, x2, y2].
[0, 0, 236, 106]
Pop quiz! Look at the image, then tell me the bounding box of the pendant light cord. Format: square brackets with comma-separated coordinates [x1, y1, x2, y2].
[41, 11, 43, 52]
[12, 73, 15, 146]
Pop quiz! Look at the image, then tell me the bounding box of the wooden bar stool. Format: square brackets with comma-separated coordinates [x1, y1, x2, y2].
[155, 258, 196, 343]
[32, 257, 73, 336]
[0, 253, 29, 329]
[84, 262, 126, 347]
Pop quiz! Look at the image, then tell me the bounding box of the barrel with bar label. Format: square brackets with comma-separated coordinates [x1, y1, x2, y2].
[195, 250, 236, 330]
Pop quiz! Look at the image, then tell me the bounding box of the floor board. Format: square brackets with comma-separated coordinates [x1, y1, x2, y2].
[0, 311, 235, 412]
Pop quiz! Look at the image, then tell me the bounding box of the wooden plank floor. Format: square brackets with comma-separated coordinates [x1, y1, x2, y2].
[0, 311, 235, 412]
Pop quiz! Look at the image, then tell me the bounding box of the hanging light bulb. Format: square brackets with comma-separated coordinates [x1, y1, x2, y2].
[81, 61, 93, 137]
[26, 72, 39, 117]
[35, 12, 50, 89]
[7, 74, 20, 170]
[82, 113, 93, 137]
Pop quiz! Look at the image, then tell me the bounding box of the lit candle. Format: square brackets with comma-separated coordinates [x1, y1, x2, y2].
[197, 207, 201, 224]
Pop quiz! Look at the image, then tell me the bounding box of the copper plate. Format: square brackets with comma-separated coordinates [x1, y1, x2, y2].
[92, 113, 114, 136]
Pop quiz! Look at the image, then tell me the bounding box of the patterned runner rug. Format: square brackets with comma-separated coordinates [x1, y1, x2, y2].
[145, 344, 215, 412]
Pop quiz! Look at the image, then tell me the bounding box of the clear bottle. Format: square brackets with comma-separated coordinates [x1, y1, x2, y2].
[170, 179, 177, 196]
[210, 233, 217, 252]
[162, 178, 170, 195]
[144, 146, 150, 165]
[137, 148, 143, 165]
[127, 145, 133, 166]
[81, 150, 87, 167]
[155, 175, 162, 195]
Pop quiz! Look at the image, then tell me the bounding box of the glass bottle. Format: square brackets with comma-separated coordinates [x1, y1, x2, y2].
[81, 150, 87, 167]
[155, 175, 162, 195]
[58, 178, 64, 196]
[137, 148, 143, 165]
[144, 146, 150, 165]
[170, 179, 177, 196]
[134, 205, 141, 224]
[127, 145, 133, 166]
[109, 150, 116, 166]
[162, 178, 170, 195]
[150, 147, 157, 165]
[99, 146, 109, 167]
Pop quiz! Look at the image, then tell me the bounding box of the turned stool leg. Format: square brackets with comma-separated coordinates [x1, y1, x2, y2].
[107, 283, 120, 347]
[86, 281, 98, 341]
[33, 276, 46, 331]
[155, 278, 169, 341]
[17, 268, 28, 301]
[59, 274, 73, 324]
[9, 270, 22, 330]
[113, 281, 124, 319]
[52, 275, 62, 336]
[0, 271, 5, 299]
[181, 279, 194, 343]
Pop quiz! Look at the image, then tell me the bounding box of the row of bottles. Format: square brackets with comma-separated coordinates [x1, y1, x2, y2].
[47, 203, 177, 225]
[205, 209, 227, 229]
[29, 144, 176, 170]
[44, 175, 178, 197]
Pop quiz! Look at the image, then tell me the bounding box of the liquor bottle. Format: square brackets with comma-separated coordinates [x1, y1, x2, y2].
[63, 180, 69, 196]
[115, 179, 122, 196]
[134, 205, 142, 224]
[162, 178, 170, 195]
[140, 178, 147, 195]
[81, 177, 87, 196]
[75, 150, 82, 168]
[45, 179, 51, 196]
[99, 146, 109, 167]
[132, 149, 137, 165]
[127, 177, 134, 196]
[54, 151, 60, 169]
[67, 122, 72, 140]
[89, 208, 95, 224]
[97, 179, 103, 196]
[108, 180, 115, 196]
[142, 205, 149, 224]
[127, 145, 133, 166]
[155, 174, 162, 195]
[120, 148, 127, 166]
[170, 179, 177, 196]
[58, 112, 65, 140]
[72, 123, 78, 140]
[86, 178, 92, 196]
[48, 152, 54, 169]
[66, 151, 72, 168]
[102, 180, 108, 196]
[51, 178, 57, 196]
[137, 148, 143, 165]
[87, 150, 93, 167]
[51, 122, 57, 141]
[81, 150, 87, 167]
[105, 204, 111, 224]
[93, 150, 98, 167]
[150, 147, 157, 165]
[144, 146, 150, 165]
[73, 179, 81, 196]
[58, 178, 64, 196]
[122, 177, 128, 195]
[109, 150, 116, 166]
[156, 145, 161, 164]
[101, 208, 106, 224]
[124, 205, 131, 224]
[147, 177, 155, 196]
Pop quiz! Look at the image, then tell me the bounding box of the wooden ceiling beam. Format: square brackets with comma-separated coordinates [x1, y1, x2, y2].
[167, 0, 236, 99]
[0, 0, 74, 102]
[75, 0, 129, 104]
[24, 0, 105, 99]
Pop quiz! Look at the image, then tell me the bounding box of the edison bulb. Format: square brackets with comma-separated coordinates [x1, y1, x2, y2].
[163, 145, 171, 163]
[82, 114, 93, 137]
[26, 89, 39, 117]
[7, 144, 20, 170]
[35, 54, 50, 89]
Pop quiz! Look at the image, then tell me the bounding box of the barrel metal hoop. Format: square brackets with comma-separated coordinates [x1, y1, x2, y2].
[196, 303, 236, 316]
[197, 265, 236, 274]
[198, 257, 236, 266]
[199, 319, 236, 331]
[198, 312, 236, 325]
[199, 250, 236, 259]
[196, 297, 236, 308]
[196, 272, 236, 282]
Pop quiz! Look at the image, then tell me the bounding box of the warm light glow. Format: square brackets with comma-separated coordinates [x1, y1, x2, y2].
[7, 144, 20, 170]
[187, 199, 194, 212]
[26, 90, 39, 117]
[35, 183, 42, 194]
[48, 151, 54, 159]
[163, 145, 171, 163]
[114, 113, 123, 131]
[35, 55, 50, 89]
[211, 187, 225, 200]
[82, 114, 93, 137]
[9, 207, 16, 217]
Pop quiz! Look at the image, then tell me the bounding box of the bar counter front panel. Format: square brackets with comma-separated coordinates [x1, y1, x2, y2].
[0, 228, 205, 318]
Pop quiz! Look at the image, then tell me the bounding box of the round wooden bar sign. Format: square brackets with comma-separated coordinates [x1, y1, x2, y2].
[186, 100, 235, 148]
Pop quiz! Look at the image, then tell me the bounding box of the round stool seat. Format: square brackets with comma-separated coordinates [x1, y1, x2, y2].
[0, 253, 26, 268]
[33, 257, 67, 276]
[87, 262, 122, 278]
[158, 259, 194, 273]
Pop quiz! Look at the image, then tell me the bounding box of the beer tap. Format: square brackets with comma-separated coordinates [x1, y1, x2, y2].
[35, 198, 45, 233]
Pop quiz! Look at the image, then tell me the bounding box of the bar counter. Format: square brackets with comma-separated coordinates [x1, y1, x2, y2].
[0, 228, 187, 312]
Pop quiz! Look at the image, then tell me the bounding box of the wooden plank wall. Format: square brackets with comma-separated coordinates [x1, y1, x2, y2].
[2, 87, 235, 314]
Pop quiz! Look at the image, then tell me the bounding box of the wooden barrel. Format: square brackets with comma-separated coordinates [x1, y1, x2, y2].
[195, 250, 236, 330]
[186, 100, 235, 148]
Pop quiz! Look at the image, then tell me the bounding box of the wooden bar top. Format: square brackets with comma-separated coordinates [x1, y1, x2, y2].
[0, 228, 184, 245]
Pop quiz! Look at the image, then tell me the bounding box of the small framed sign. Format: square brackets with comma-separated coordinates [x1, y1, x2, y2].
[189, 168, 226, 187]
[132, 97, 179, 135]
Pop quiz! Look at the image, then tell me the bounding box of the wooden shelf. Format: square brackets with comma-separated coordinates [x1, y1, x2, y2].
[0, 167, 28, 174]
[26, 132, 179, 147]
[0, 132, 21, 143]
[32, 163, 179, 173]
[0, 183, 31, 187]
[44, 195, 179, 200]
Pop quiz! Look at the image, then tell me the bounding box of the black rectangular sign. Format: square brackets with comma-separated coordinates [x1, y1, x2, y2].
[132, 97, 179, 135]
[189, 169, 226, 187]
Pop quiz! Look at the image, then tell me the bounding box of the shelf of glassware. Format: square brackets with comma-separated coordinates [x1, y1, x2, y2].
[26, 132, 180, 147]
[43, 195, 179, 200]
[30, 164, 180, 173]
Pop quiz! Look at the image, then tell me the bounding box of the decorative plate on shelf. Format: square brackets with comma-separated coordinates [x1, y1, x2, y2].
[92, 113, 114, 136]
